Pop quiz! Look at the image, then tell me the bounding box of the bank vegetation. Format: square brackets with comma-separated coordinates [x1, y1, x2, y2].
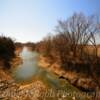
[0, 36, 15, 69]
[35, 13, 100, 96]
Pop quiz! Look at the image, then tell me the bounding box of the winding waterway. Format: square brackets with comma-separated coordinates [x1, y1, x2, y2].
[12, 47, 72, 90]
[9, 47, 92, 100]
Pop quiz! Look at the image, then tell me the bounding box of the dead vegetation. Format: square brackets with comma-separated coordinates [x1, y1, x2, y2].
[0, 36, 15, 69]
[35, 13, 100, 96]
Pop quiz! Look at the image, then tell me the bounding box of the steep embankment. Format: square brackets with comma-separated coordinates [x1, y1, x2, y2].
[0, 50, 47, 100]
[38, 55, 99, 93]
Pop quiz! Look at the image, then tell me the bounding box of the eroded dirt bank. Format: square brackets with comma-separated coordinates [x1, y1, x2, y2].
[38, 55, 100, 98]
[0, 56, 47, 100]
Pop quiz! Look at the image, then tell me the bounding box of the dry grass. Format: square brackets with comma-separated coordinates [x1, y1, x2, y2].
[83, 45, 100, 57]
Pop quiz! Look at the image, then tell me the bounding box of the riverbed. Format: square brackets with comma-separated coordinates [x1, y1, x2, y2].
[12, 47, 68, 89]
[11, 47, 92, 100]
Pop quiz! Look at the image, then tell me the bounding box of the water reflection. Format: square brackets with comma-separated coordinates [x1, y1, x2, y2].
[12, 47, 66, 89]
[13, 47, 38, 81]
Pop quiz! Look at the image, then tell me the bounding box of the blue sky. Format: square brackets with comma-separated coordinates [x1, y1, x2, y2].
[0, 0, 100, 43]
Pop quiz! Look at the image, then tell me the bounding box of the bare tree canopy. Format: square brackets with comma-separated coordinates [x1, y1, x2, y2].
[56, 13, 100, 44]
[55, 13, 100, 57]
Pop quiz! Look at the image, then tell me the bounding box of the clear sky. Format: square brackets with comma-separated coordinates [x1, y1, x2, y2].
[0, 0, 100, 43]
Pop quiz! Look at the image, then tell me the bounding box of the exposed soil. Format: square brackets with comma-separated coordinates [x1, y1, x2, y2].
[38, 55, 100, 94]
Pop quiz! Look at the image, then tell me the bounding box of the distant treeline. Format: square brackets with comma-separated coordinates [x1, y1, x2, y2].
[24, 42, 36, 50]
[15, 42, 23, 48]
[35, 13, 100, 87]
[0, 36, 15, 69]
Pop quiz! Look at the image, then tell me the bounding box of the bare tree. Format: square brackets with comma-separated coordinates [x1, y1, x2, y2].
[36, 13, 100, 97]
[55, 13, 100, 99]
[56, 13, 100, 59]
[42, 34, 53, 57]
[52, 33, 70, 64]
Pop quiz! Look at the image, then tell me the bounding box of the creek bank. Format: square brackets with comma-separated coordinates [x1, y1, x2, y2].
[0, 59, 47, 100]
[0, 78, 46, 100]
[38, 55, 98, 93]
